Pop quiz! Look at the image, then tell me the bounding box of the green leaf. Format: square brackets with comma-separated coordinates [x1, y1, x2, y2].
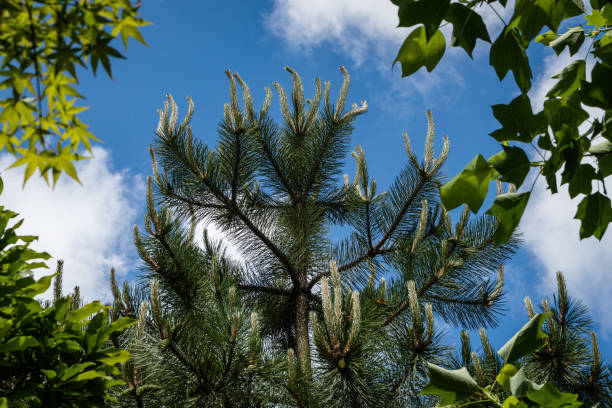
[567, 164, 596, 198]
[96, 349, 131, 365]
[490, 28, 532, 93]
[594, 42, 612, 67]
[394, 26, 446, 77]
[496, 364, 519, 392]
[509, 367, 541, 398]
[0, 335, 39, 352]
[498, 313, 548, 363]
[546, 60, 586, 100]
[526, 383, 582, 407]
[444, 3, 491, 57]
[580, 63, 612, 109]
[597, 153, 612, 177]
[490, 95, 547, 143]
[550, 27, 585, 56]
[41, 369, 57, 381]
[543, 94, 589, 133]
[65, 301, 106, 323]
[502, 395, 526, 407]
[536, 30, 557, 46]
[587, 9, 606, 26]
[509, 0, 570, 42]
[440, 154, 498, 212]
[97, 316, 136, 347]
[574, 192, 612, 239]
[397, 0, 450, 40]
[486, 192, 531, 244]
[25, 274, 53, 295]
[59, 362, 96, 381]
[590, 140, 612, 176]
[420, 363, 479, 406]
[586, 4, 612, 27]
[70, 369, 109, 382]
[488, 146, 531, 187]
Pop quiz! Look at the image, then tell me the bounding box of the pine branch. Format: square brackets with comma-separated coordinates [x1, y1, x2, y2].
[238, 284, 293, 297]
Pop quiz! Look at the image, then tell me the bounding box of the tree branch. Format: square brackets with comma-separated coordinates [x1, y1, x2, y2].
[238, 284, 293, 297]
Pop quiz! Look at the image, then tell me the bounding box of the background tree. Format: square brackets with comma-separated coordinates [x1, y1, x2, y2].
[391, 0, 612, 241]
[0, 0, 149, 185]
[425, 271, 611, 407]
[0, 178, 135, 407]
[109, 66, 522, 406]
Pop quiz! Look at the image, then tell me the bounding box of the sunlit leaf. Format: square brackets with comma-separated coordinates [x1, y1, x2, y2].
[498, 313, 548, 363]
[440, 154, 498, 212]
[420, 363, 479, 406]
[394, 26, 446, 77]
[486, 192, 531, 244]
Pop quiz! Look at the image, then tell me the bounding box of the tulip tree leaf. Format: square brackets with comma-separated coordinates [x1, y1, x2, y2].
[486, 192, 531, 244]
[574, 192, 612, 239]
[546, 60, 586, 100]
[526, 383, 582, 407]
[490, 95, 547, 143]
[488, 146, 531, 187]
[397, 0, 450, 40]
[490, 28, 532, 93]
[420, 363, 479, 406]
[567, 164, 596, 198]
[440, 154, 498, 212]
[394, 26, 446, 77]
[498, 313, 548, 363]
[444, 3, 491, 57]
[550, 27, 585, 55]
[509, 0, 579, 42]
[496, 364, 519, 392]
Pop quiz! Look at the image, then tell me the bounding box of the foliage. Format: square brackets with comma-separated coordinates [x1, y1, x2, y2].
[422, 315, 584, 407]
[391, 0, 612, 241]
[108, 65, 524, 406]
[0, 178, 135, 407]
[424, 272, 612, 407]
[0, 0, 149, 185]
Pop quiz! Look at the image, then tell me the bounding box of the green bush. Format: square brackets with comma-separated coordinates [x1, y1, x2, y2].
[0, 177, 135, 407]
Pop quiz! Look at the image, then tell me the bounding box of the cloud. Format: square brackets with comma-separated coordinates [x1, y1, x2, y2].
[520, 179, 612, 335]
[265, 0, 510, 65]
[518, 43, 612, 336]
[265, 0, 511, 106]
[0, 148, 144, 303]
[265, 0, 402, 65]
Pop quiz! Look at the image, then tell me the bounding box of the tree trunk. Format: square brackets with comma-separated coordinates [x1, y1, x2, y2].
[295, 292, 311, 373]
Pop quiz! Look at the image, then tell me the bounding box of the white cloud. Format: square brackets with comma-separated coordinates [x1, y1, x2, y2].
[265, 0, 510, 65]
[520, 43, 612, 336]
[192, 221, 244, 263]
[0, 148, 144, 303]
[265, 0, 402, 65]
[265, 0, 511, 106]
[521, 179, 612, 335]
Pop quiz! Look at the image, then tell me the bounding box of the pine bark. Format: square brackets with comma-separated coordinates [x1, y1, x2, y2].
[295, 291, 311, 373]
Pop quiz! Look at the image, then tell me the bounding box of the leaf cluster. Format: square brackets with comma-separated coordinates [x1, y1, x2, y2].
[391, 0, 612, 241]
[0, 0, 150, 185]
[423, 272, 612, 407]
[0, 177, 135, 407]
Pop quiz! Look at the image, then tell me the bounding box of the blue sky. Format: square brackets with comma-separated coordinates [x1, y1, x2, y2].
[2, 0, 611, 357]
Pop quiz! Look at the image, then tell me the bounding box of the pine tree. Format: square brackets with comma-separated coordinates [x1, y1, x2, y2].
[110, 66, 523, 406]
[455, 272, 611, 407]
